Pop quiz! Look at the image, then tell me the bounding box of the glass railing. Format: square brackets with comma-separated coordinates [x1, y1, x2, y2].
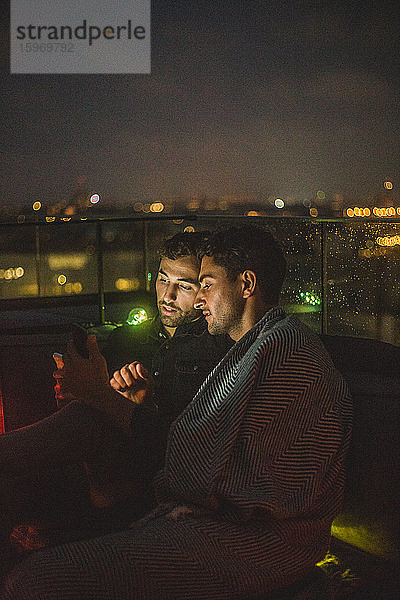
[1, 215, 399, 345]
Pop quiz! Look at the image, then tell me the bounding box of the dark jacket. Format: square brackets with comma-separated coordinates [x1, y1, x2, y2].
[102, 316, 232, 471]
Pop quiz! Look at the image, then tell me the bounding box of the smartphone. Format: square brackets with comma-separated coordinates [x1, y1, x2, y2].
[71, 323, 89, 358]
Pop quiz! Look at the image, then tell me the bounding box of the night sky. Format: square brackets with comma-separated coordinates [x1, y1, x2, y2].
[1, 1, 399, 208]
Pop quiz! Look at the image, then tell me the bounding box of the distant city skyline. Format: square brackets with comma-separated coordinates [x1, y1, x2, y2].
[1, 1, 399, 209]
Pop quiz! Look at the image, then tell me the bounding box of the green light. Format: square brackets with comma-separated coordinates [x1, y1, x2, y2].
[298, 290, 321, 306]
[147, 272, 152, 281]
[127, 308, 148, 326]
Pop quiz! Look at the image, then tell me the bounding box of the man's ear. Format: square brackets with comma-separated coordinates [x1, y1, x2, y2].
[241, 270, 257, 298]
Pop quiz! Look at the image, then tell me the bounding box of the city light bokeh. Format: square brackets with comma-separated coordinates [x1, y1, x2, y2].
[0, 214, 399, 346]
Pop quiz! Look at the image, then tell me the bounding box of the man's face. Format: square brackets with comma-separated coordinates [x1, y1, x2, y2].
[155, 255, 201, 330]
[194, 256, 245, 340]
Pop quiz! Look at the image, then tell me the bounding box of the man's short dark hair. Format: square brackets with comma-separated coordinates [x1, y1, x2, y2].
[200, 225, 287, 304]
[160, 231, 209, 260]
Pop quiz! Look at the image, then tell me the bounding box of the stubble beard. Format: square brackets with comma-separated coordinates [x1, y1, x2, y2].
[207, 297, 245, 337]
[158, 303, 200, 328]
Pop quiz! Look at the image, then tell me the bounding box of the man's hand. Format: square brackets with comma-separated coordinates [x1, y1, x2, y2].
[110, 362, 153, 405]
[58, 335, 149, 431]
[61, 334, 110, 402]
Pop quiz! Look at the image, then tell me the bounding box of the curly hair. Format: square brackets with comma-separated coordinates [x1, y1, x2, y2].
[160, 231, 209, 260]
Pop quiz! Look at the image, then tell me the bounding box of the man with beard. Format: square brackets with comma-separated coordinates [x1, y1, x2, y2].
[87, 231, 232, 509]
[2, 225, 352, 600]
[103, 231, 232, 433]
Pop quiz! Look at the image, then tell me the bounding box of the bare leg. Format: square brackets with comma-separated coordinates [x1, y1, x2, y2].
[0, 402, 127, 477]
[0, 402, 133, 578]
